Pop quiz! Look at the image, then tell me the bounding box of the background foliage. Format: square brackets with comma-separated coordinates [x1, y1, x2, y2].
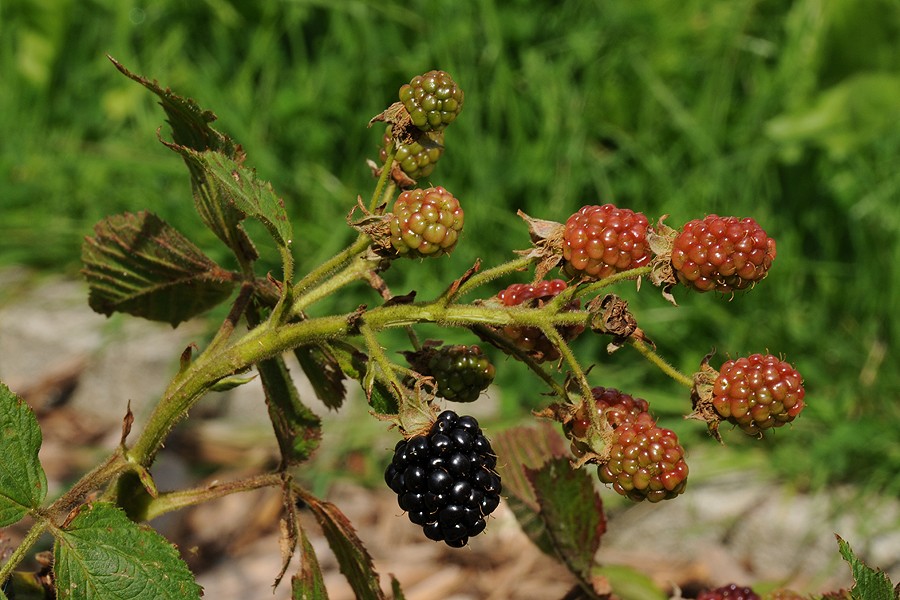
[2, 0, 899, 494]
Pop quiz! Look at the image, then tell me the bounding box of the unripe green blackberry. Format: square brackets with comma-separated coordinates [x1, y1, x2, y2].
[399, 70, 464, 132]
[427, 345, 495, 403]
[389, 186, 463, 258]
[712, 354, 805, 436]
[380, 125, 444, 184]
[563, 204, 651, 280]
[597, 412, 688, 502]
[671, 215, 776, 293]
[496, 279, 584, 363]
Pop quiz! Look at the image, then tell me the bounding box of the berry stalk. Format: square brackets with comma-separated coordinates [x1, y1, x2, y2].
[629, 338, 693, 388]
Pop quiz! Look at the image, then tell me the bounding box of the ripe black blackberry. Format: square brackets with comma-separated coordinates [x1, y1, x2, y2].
[384, 411, 501, 547]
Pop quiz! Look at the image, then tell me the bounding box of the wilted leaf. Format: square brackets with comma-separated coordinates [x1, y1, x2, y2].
[527, 457, 606, 583]
[0, 382, 47, 526]
[256, 356, 322, 466]
[82, 211, 236, 326]
[295, 487, 386, 600]
[294, 343, 347, 411]
[492, 423, 568, 556]
[53, 502, 202, 600]
[292, 522, 329, 600]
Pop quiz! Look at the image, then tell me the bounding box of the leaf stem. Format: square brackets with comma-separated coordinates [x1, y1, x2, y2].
[629, 338, 693, 388]
[143, 472, 283, 521]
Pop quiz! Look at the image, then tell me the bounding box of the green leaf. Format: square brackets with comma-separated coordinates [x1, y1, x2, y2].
[0, 382, 47, 526]
[591, 564, 667, 600]
[193, 149, 294, 251]
[526, 456, 606, 584]
[109, 57, 243, 159]
[296, 488, 386, 600]
[836, 535, 896, 600]
[294, 343, 347, 411]
[292, 524, 329, 600]
[111, 57, 257, 263]
[492, 423, 568, 556]
[256, 355, 322, 465]
[53, 502, 202, 600]
[82, 211, 236, 326]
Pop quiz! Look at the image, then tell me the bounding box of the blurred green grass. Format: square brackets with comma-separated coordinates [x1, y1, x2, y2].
[2, 0, 898, 494]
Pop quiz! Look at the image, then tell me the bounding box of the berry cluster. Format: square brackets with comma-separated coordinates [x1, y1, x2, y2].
[712, 354, 805, 436]
[389, 186, 464, 258]
[567, 386, 650, 440]
[597, 411, 689, 503]
[562, 204, 651, 280]
[426, 345, 495, 403]
[671, 215, 776, 293]
[697, 584, 761, 600]
[399, 70, 464, 132]
[384, 411, 501, 547]
[380, 125, 444, 184]
[496, 279, 583, 362]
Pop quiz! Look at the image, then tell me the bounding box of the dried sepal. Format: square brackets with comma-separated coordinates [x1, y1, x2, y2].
[514, 210, 566, 281]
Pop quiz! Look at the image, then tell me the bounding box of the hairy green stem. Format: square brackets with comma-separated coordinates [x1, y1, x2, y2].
[290, 253, 376, 315]
[370, 145, 397, 212]
[0, 518, 50, 585]
[127, 302, 591, 468]
[446, 255, 535, 301]
[291, 234, 372, 300]
[629, 338, 693, 388]
[143, 473, 283, 521]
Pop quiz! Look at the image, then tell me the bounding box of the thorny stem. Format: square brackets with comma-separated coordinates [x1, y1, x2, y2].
[470, 324, 566, 398]
[290, 253, 377, 315]
[541, 326, 593, 401]
[548, 265, 653, 310]
[629, 338, 693, 388]
[290, 234, 372, 302]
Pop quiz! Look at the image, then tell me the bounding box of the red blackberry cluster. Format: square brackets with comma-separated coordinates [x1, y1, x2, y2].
[712, 354, 805, 436]
[697, 583, 761, 600]
[671, 215, 776, 293]
[384, 411, 501, 547]
[426, 345, 495, 403]
[389, 186, 463, 258]
[380, 125, 444, 184]
[597, 411, 688, 502]
[496, 279, 584, 362]
[562, 204, 651, 280]
[567, 386, 650, 440]
[399, 70, 464, 132]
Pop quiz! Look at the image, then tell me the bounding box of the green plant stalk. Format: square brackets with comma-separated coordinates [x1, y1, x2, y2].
[48, 450, 131, 518]
[443, 255, 535, 302]
[126, 301, 591, 468]
[143, 473, 283, 521]
[0, 516, 50, 585]
[290, 233, 372, 301]
[548, 265, 653, 310]
[629, 338, 693, 388]
[370, 144, 397, 212]
[470, 323, 566, 398]
[290, 253, 378, 315]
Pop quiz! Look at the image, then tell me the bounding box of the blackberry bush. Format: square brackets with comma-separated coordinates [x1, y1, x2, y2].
[3, 60, 862, 600]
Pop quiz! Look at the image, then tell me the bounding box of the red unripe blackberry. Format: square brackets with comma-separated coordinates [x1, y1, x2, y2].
[427, 345, 495, 403]
[389, 186, 463, 257]
[562, 204, 651, 280]
[384, 411, 501, 547]
[380, 125, 444, 183]
[496, 279, 584, 363]
[399, 70, 464, 132]
[698, 583, 761, 600]
[567, 386, 650, 440]
[712, 354, 805, 436]
[597, 412, 688, 502]
[671, 215, 776, 293]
